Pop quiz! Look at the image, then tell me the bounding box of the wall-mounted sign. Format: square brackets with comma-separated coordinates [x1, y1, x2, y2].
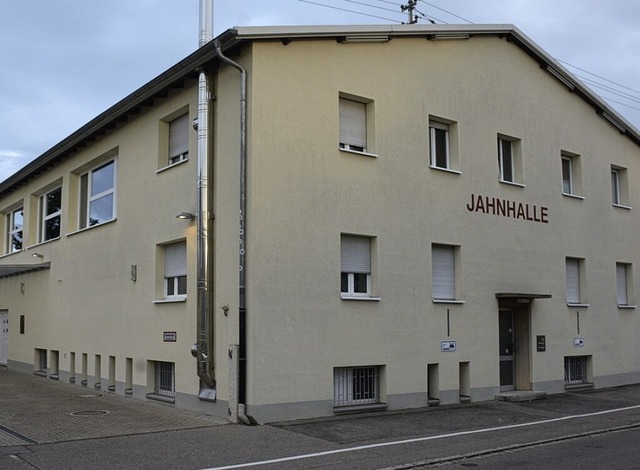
[441, 341, 456, 352]
[467, 193, 549, 224]
[163, 331, 177, 342]
[573, 337, 584, 347]
[536, 335, 546, 352]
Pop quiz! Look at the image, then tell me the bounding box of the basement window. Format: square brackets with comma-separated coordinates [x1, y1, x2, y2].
[333, 366, 386, 412]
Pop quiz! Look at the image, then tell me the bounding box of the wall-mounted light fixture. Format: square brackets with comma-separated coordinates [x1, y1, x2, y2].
[339, 35, 390, 44]
[176, 212, 196, 220]
[32, 252, 44, 259]
[427, 33, 470, 41]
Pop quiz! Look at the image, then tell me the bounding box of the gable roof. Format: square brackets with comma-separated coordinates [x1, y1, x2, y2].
[2, 24, 638, 196]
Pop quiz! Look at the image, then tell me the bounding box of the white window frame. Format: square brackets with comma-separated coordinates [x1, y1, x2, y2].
[566, 257, 581, 304]
[168, 113, 189, 165]
[79, 159, 117, 229]
[429, 120, 450, 169]
[39, 187, 62, 242]
[339, 97, 367, 153]
[6, 207, 23, 253]
[498, 137, 514, 183]
[616, 262, 633, 307]
[341, 235, 372, 298]
[164, 241, 187, 300]
[432, 244, 457, 302]
[611, 168, 621, 205]
[334, 366, 380, 407]
[562, 156, 573, 195]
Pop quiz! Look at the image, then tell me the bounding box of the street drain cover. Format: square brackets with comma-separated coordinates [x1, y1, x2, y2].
[70, 410, 110, 416]
[74, 394, 103, 398]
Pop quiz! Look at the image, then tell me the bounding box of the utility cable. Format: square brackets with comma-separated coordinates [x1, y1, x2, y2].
[418, 0, 474, 23]
[297, 0, 400, 22]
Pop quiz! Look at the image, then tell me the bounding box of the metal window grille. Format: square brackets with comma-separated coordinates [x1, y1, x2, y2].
[334, 366, 379, 406]
[564, 356, 587, 384]
[155, 362, 175, 397]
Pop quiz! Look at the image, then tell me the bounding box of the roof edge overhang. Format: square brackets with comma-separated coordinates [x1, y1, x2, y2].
[2, 23, 639, 197]
[0, 27, 241, 196]
[0, 262, 51, 279]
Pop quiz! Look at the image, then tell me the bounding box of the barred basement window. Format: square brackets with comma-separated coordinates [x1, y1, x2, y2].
[155, 361, 175, 397]
[334, 366, 379, 406]
[564, 356, 587, 385]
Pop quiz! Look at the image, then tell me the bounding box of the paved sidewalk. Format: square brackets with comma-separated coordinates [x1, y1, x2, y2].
[0, 367, 227, 446]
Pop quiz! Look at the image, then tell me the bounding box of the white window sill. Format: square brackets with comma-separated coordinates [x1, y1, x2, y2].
[562, 193, 584, 200]
[617, 304, 636, 309]
[499, 180, 525, 188]
[26, 237, 61, 250]
[433, 299, 465, 304]
[341, 295, 381, 301]
[567, 303, 590, 308]
[153, 298, 187, 304]
[429, 165, 461, 175]
[156, 158, 189, 174]
[67, 218, 117, 237]
[339, 148, 378, 158]
[612, 203, 632, 210]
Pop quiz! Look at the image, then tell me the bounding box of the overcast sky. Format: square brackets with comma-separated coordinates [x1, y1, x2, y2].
[2, 0, 640, 182]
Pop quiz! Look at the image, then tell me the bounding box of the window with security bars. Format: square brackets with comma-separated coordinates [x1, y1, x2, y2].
[155, 361, 175, 397]
[564, 356, 587, 385]
[333, 366, 380, 406]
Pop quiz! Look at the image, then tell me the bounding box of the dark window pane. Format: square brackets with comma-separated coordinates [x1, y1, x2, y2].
[353, 273, 368, 293]
[44, 216, 61, 240]
[177, 276, 187, 295]
[434, 128, 448, 168]
[46, 188, 62, 215]
[341, 272, 349, 293]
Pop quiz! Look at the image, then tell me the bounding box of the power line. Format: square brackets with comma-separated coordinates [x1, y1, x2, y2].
[418, 0, 474, 23]
[297, 0, 400, 22]
[557, 59, 640, 99]
[339, 0, 403, 16]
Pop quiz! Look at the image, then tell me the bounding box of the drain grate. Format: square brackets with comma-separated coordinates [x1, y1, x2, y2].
[70, 410, 110, 416]
[74, 394, 103, 398]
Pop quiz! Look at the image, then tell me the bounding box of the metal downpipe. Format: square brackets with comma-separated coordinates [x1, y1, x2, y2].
[214, 42, 252, 424]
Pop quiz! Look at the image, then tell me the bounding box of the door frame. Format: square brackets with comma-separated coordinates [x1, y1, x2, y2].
[498, 302, 532, 391]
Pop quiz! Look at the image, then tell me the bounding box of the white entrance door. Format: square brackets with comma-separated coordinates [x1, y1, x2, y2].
[0, 310, 8, 365]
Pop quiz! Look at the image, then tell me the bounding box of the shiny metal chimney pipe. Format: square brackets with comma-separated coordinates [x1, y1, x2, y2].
[199, 0, 214, 47]
[191, 0, 216, 395]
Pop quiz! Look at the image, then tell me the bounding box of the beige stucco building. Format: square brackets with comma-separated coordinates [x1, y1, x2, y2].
[1, 24, 640, 423]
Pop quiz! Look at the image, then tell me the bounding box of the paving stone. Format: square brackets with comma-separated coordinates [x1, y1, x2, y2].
[0, 368, 227, 445]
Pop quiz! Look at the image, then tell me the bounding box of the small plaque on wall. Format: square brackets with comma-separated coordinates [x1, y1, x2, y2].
[163, 331, 177, 342]
[536, 335, 546, 352]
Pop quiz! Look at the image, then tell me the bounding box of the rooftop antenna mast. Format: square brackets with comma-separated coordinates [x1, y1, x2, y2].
[401, 0, 418, 24]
